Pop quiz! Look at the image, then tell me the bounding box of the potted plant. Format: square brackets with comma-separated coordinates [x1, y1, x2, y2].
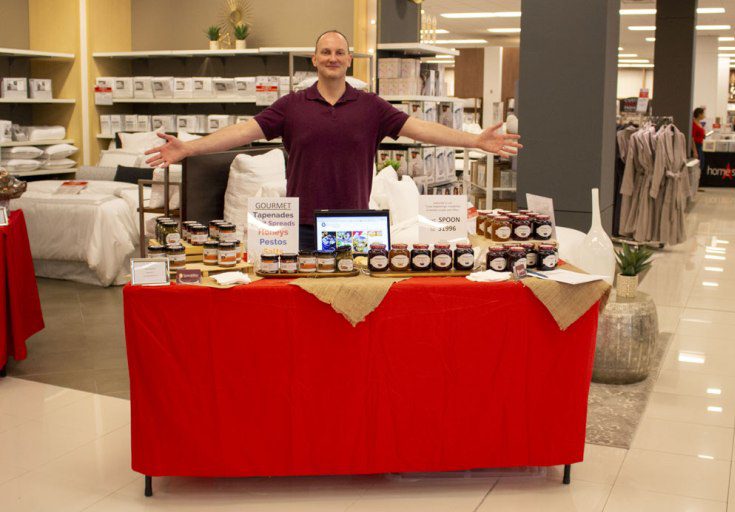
[614, 243, 653, 298]
[205, 25, 221, 50]
[234, 24, 249, 49]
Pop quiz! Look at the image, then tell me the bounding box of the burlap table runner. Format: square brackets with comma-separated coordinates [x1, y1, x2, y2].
[290, 274, 407, 326]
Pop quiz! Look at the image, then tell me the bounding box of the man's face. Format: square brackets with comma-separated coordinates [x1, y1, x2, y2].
[312, 33, 352, 80]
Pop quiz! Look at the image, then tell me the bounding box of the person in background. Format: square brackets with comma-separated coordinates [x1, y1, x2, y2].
[692, 107, 706, 169]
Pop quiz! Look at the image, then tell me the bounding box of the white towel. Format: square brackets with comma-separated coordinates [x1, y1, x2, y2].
[212, 272, 251, 286]
[466, 270, 512, 283]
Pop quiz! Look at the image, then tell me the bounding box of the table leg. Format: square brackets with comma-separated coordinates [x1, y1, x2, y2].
[563, 464, 571, 484]
[145, 475, 153, 497]
[0, 365, 6, 378]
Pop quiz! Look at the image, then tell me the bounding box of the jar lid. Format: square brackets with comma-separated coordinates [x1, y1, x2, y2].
[204, 240, 219, 248]
[412, 243, 429, 249]
[391, 243, 408, 249]
[456, 243, 472, 249]
[488, 245, 505, 252]
[148, 245, 165, 251]
[219, 223, 235, 229]
[219, 242, 236, 249]
[166, 243, 184, 251]
[494, 216, 509, 221]
[515, 215, 530, 220]
[520, 242, 534, 249]
[162, 220, 178, 226]
[182, 220, 197, 226]
[299, 250, 314, 256]
[280, 253, 298, 259]
[261, 253, 278, 260]
[536, 214, 550, 220]
[210, 219, 225, 224]
[538, 244, 556, 250]
[434, 242, 450, 249]
[509, 246, 525, 253]
[370, 243, 386, 250]
[336, 246, 352, 253]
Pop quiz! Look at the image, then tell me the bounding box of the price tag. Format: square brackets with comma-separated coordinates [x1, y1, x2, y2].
[512, 259, 528, 280]
[0, 207, 8, 227]
[94, 84, 113, 105]
[247, 198, 299, 267]
[418, 195, 469, 244]
[130, 258, 170, 286]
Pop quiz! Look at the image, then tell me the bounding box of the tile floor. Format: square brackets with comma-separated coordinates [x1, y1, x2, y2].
[1, 187, 735, 511]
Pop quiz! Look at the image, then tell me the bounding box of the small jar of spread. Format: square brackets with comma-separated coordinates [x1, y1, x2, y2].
[161, 220, 181, 245]
[298, 250, 317, 273]
[280, 253, 298, 274]
[260, 253, 279, 273]
[486, 246, 508, 272]
[209, 219, 225, 239]
[483, 213, 496, 240]
[476, 212, 489, 236]
[389, 243, 410, 271]
[491, 216, 512, 242]
[534, 215, 553, 240]
[511, 215, 533, 241]
[454, 243, 475, 271]
[336, 246, 354, 272]
[218, 223, 237, 243]
[155, 217, 171, 243]
[316, 250, 337, 273]
[521, 242, 537, 268]
[147, 245, 165, 258]
[411, 243, 432, 271]
[368, 243, 389, 272]
[189, 224, 208, 246]
[507, 246, 527, 270]
[203, 240, 219, 265]
[218, 242, 237, 268]
[538, 244, 559, 271]
[432, 242, 453, 271]
[166, 243, 186, 270]
[181, 221, 197, 243]
[235, 241, 243, 263]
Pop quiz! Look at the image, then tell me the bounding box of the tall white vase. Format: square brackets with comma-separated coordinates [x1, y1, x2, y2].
[576, 188, 616, 284]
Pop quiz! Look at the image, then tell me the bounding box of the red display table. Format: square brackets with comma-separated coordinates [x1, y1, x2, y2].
[0, 210, 44, 376]
[123, 277, 600, 496]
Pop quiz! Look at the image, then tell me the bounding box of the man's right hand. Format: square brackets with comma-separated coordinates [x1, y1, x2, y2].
[144, 133, 189, 167]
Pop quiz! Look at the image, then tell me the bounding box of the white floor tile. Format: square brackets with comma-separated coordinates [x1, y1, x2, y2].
[0, 471, 110, 512]
[0, 377, 90, 421]
[631, 417, 733, 460]
[662, 337, 735, 377]
[37, 395, 130, 438]
[655, 305, 684, 333]
[643, 392, 734, 428]
[603, 485, 725, 512]
[654, 370, 735, 404]
[679, 308, 735, 326]
[477, 478, 611, 512]
[545, 445, 626, 486]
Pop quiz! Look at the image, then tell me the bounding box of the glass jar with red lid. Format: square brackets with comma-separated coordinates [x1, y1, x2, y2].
[511, 215, 533, 241]
[432, 242, 453, 271]
[368, 243, 389, 272]
[411, 243, 431, 271]
[454, 243, 474, 271]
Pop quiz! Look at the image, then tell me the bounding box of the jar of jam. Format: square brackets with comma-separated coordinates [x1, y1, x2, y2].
[534, 215, 553, 240]
[166, 243, 186, 270]
[511, 215, 532, 241]
[336, 246, 354, 272]
[368, 243, 389, 272]
[486, 246, 508, 272]
[476, 212, 489, 236]
[260, 253, 279, 273]
[483, 213, 495, 240]
[218, 223, 237, 243]
[298, 250, 317, 273]
[538, 244, 558, 271]
[203, 240, 219, 265]
[410, 243, 431, 271]
[181, 221, 197, 243]
[454, 243, 474, 271]
[280, 253, 298, 274]
[189, 224, 208, 246]
[316, 250, 336, 273]
[521, 242, 537, 268]
[209, 219, 225, 239]
[218, 242, 237, 267]
[507, 246, 527, 270]
[491, 216, 512, 242]
[389, 243, 410, 271]
[147, 245, 165, 258]
[161, 220, 180, 245]
[432, 242, 453, 271]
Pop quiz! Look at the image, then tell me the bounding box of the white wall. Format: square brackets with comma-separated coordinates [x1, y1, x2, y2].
[617, 69, 653, 99]
[483, 47, 503, 128]
[694, 36, 720, 127]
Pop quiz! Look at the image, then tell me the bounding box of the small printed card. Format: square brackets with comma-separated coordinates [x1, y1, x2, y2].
[0, 207, 8, 227]
[131, 258, 170, 286]
[54, 180, 89, 195]
[176, 268, 202, 285]
[512, 259, 528, 280]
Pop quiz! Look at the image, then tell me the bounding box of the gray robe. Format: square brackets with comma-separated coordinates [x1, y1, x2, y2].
[620, 126, 656, 241]
[651, 125, 689, 245]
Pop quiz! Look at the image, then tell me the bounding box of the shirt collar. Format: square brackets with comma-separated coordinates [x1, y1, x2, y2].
[305, 81, 359, 104]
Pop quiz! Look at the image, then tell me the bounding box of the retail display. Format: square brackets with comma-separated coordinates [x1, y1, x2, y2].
[453, 243, 475, 271]
[316, 250, 337, 273]
[486, 246, 508, 272]
[521, 242, 537, 268]
[534, 214, 553, 240]
[511, 215, 532, 241]
[146, 245, 165, 258]
[217, 242, 238, 268]
[279, 253, 298, 273]
[260, 254, 279, 274]
[1, 78, 28, 99]
[538, 245, 559, 271]
[491, 215, 512, 242]
[298, 250, 317, 272]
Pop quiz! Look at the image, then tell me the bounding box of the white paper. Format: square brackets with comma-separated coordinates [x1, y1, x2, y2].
[0, 206, 8, 226]
[418, 195, 469, 244]
[246, 197, 299, 267]
[130, 258, 170, 286]
[525, 193, 557, 239]
[535, 268, 606, 285]
[466, 270, 511, 283]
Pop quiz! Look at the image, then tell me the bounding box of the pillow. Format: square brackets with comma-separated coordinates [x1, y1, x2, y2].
[255, 179, 287, 198]
[118, 130, 164, 153]
[177, 131, 202, 142]
[27, 125, 66, 141]
[149, 164, 182, 209]
[224, 149, 286, 235]
[98, 150, 142, 168]
[43, 143, 78, 160]
[1, 146, 43, 159]
[3, 159, 41, 172]
[40, 158, 76, 169]
[113, 165, 154, 185]
[385, 176, 419, 225]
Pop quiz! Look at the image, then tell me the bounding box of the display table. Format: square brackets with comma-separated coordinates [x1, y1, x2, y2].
[0, 210, 44, 376]
[701, 151, 735, 187]
[123, 277, 601, 495]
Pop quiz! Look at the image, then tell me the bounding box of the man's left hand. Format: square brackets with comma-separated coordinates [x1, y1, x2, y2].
[476, 122, 523, 157]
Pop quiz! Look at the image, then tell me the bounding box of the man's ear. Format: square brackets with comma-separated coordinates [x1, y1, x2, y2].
[311, 54, 317, 68]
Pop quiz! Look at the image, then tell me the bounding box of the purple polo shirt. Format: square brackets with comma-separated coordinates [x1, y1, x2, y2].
[254, 82, 409, 224]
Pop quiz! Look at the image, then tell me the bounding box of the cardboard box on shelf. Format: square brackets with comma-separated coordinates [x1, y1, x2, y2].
[213, 78, 237, 98]
[99, 115, 111, 136]
[28, 78, 52, 100]
[109, 115, 123, 134]
[420, 68, 436, 96]
[235, 77, 255, 100]
[174, 78, 194, 98]
[378, 58, 402, 79]
[406, 101, 423, 120]
[112, 77, 133, 99]
[391, 149, 408, 175]
[434, 147, 447, 183]
[453, 103, 464, 130]
[422, 101, 437, 124]
[207, 114, 235, 132]
[95, 77, 114, 90]
[133, 77, 154, 99]
[278, 77, 290, 97]
[493, 165, 501, 188]
[438, 102, 454, 128]
[376, 149, 391, 170]
[407, 147, 424, 177]
[1, 78, 27, 99]
[379, 78, 397, 96]
[422, 147, 436, 183]
[124, 115, 138, 132]
[401, 59, 421, 78]
[494, 200, 517, 211]
[152, 77, 174, 98]
[235, 115, 253, 124]
[152, 115, 176, 132]
[177, 115, 206, 133]
[397, 77, 421, 96]
[446, 148, 456, 178]
[192, 77, 214, 98]
[255, 76, 279, 106]
[136, 115, 152, 132]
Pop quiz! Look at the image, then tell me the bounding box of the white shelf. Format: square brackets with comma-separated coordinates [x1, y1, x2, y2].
[0, 139, 73, 147]
[494, 187, 516, 192]
[0, 47, 74, 59]
[93, 49, 260, 58]
[377, 43, 459, 57]
[381, 95, 461, 103]
[0, 98, 75, 104]
[13, 167, 77, 177]
[103, 97, 256, 104]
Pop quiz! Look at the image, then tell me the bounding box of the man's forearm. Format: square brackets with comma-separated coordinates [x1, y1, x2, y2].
[183, 119, 265, 157]
[399, 118, 479, 148]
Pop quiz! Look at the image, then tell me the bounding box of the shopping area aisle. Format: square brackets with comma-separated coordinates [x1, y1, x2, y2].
[0, 189, 733, 511]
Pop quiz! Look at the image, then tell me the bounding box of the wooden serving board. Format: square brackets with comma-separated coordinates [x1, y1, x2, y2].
[368, 269, 473, 278]
[256, 270, 360, 279]
[171, 261, 253, 277]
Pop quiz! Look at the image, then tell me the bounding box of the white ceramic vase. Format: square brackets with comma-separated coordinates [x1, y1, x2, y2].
[209, 40, 219, 50]
[235, 39, 247, 50]
[576, 188, 616, 284]
[506, 112, 518, 134]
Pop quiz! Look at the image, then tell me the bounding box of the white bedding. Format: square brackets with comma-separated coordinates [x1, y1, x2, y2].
[10, 180, 152, 286]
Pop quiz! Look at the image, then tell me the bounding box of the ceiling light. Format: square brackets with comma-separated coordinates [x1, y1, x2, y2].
[646, 37, 656, 42]
[720, 47, 735, 51]
[620, 9, 657, 15]
[708, 406, 723, 413]
[706, 246, 726, 253]
[705, 254, 726, 260]
[704, 267, 724, 272]
[619, 59, 650, 63]
[702, 281, 720, 287]
[618, 53, 639, 57]
[720, 37, 735, 41]
[619, 47, 624, 51]
[487, 28, 521, 34]
[618, 63, 655, 68]
[698, 454, 715, 460]
[421, 29, 449, 34]
[424, 59, 455, 64]
[697, 25, 731, 30]
[679, 352, 705, 364]
[698, 8, 727, 14]
[441, 12, 521, 19]
[707, 388, 722, 395]
[629, 26, 656, 31]
[434, 39, 487, 44]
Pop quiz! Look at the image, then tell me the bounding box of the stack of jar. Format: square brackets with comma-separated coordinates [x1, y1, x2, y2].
[368, 241, 475, 273]
[259, 246, 354, 274]
[476, 209, 554, 243]
[485, 242, 558, 272]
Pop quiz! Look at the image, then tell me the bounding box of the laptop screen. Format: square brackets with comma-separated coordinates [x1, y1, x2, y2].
[313, 210, 391, 254]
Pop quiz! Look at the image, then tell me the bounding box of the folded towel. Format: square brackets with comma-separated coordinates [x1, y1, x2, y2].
[212, 272, 251, 286]
[466, 270, 512, 283]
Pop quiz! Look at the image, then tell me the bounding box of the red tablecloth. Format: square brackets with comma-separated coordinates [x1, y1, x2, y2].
[0, 210, 44, 369]
[123, 277, 599, 477]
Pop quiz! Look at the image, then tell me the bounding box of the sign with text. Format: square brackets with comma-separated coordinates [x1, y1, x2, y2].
[247, 197, 299, 267]
[526, 193, 558, 240]
[701, 153, 735, 187]
[636, 88, 650, 113]
[418, 195, 469, 244]
[130, 258, 170, 286]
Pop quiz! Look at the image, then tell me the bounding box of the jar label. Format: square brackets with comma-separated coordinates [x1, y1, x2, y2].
[191, 234, 207, 244]
[412, 254, 431, 268]
[526, 252, 538, 267]
[317, 257, 336, 272]
[542, 254, 558, 269]
[495, 226, 511, 240]
[537, 225, 553, 238]
[260, 260, 278, 273]
[434, 254, 452, 268]
[457, 253, 474, 268]
[281, 261, 298, 273]
[490, 257, 507, 271]
[371, 255, 389, 270]
[168, 253, 186, 263]
[219, 250, 237, 265]
[391, 254, 409, 268]
[337, 259, 354, 272]
[514, 225, 531, 238]
[165, 232, 181, 244]
[220, 232, 237, 243]
[299, 257, 317, 271]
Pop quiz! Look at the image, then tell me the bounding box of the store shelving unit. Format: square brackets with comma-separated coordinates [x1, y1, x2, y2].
[0, 48, 74, 60]
[376, 43, 459, 57]
[381, 95, 461, 103]
[0, 98, 75, 104]
[0, 139, 74, 147]
[105, 98, 256, 104]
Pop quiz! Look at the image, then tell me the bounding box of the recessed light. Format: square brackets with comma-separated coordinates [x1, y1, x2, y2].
[487, 28, 521, 33]
[646, 37, 656, 42]
[702, 281, 720, 287]
[434, 39, 487, 44]
[629, 26, 657, 31]
[441, 12, 521, 19]
[618, 53, 639, 57]
[620, 8, 657, 15]
[720, 36, 735, 41]
[619, 59, 650, 63]
[431, 54, 454, 59]
[424, 59, 454, 64]
[718, 53, 735, 57]
[697, 25, 731, 30]
[704, 267, 724, 272]
[698, 7, 727, 14]
[705, 254, 726, 260]
[708, 406, 723, 413]
[679, 352, 706, 364]
[706, 246, 726, 253]
[707, 388, 722, 395]
[698, 454, 715, 460]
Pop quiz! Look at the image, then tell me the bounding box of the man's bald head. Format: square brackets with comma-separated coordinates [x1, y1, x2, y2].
[315, 30, 350, 52]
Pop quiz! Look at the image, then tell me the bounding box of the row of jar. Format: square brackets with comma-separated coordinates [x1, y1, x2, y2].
[476, 210, 553, 243]
[368, 242, 475, 273]
[154, 217, 240, 246]
[486, 243, 558, 272]
[259, 247, 355, 274]
[148, 241, 244, 269]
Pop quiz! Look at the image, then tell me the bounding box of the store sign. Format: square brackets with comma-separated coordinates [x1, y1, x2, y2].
[418, 195, 469, 244]
[701, 153, 735, 187]
[636, 88, 650, 113]
[0, 206, 8, 227]
[94, 84, 113, 105]
[247, 198, 299, 267]
[130, 258, 170, 286]
[525, 193, 557, 239]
